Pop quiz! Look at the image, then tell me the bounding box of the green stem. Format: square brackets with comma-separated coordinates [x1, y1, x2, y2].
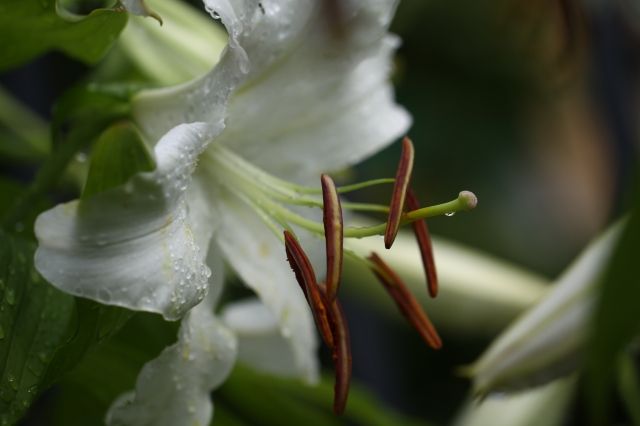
[253, 190, 474, 239]
[296, 178, 396, 194]
[0, 86, 49, 156]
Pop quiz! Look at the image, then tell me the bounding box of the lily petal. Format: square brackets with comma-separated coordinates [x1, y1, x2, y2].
[132, 0, 410, 179]
[469, 224, 622, 395]
[106, 293, 237, 426]
[219, 1, 411, 180]
[132, 0, 256, 142]
[215, 190, 319, 383]
[35, 123, 213, 320]
[221, 298, 301, 378]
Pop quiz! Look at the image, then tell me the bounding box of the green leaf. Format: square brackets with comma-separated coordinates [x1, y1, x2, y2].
[42, 313, 179, 425]
[0, 231, 74, 425]
[42, 299, 133, 389]
[0, 0, 127, 71]
[587, 200, 640, 425]
[0, 86, 49, 164]
[82, 121, 155, 198]
[0, 231, 133, 425]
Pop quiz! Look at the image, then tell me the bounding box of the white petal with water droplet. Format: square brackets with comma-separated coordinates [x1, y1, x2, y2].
[35, 123, 213, 320]
[106, 292, 237, 426]
[219, 2, 410, 181]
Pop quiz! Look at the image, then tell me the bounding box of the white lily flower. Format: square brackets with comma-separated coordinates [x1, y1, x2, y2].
[468, 223, 622, 396]
[35, 0, 411, 423]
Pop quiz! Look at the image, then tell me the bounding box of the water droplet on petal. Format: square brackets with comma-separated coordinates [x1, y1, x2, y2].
[97, 288, 112, 303]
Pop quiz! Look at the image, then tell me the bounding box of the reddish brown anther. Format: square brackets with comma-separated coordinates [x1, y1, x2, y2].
[406, 189, 438, 298]
[284, 231, 334, 348]
[319, 283, 352, 415]
[384, 137, 415, 249]
[321, 174, 344, 301]
[368, 252, 442, 350]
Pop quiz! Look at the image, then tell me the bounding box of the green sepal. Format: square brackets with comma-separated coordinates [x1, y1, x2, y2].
[82, 121, 155, 199]
[0, 0, 127, 71]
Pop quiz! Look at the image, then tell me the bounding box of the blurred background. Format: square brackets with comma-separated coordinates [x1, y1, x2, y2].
[1, 0, 639, 424]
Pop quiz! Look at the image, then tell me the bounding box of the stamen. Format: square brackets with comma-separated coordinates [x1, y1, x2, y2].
[321, 174, 343, 301]
[367, 252, 442, 350]
[335, 178, 395, 194]
[284, 231, 334, 348]
[384, 137, 415, 249]
[318, 283, 352, 415]
[296, 178, 395, 195]
[406, 189, 438, 298]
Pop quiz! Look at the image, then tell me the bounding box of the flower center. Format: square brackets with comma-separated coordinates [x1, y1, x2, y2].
[204, 137, 478, 415]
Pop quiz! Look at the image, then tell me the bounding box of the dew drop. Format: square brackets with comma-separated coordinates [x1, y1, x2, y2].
[97, 288, 112, 303]
[445, 212, 456, 217]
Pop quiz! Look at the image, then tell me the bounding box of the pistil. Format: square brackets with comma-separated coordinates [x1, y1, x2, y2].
[206, 144, 476, 241]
